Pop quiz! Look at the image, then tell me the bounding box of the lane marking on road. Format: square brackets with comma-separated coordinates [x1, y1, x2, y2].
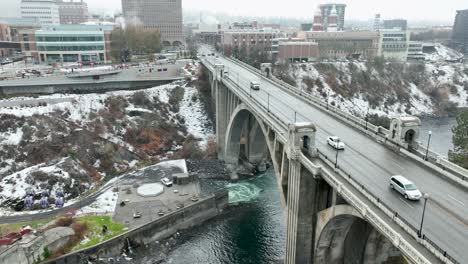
[399, 198, 414, 209]
[448, 195, 465, 206]
[392, 161, 405, 170]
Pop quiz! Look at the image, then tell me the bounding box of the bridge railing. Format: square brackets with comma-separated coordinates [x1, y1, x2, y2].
[202, 57, 459, 264]
[225, 57, 468, 187]
[315, 148, 459, 264]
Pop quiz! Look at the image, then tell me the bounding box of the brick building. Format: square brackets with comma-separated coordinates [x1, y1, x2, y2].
[57, 0, 89, 25]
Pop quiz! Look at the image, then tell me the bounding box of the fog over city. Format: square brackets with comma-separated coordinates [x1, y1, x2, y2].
[85, 0, 466, 22]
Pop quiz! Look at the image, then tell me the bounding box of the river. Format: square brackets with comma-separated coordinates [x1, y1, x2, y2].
[128, 117, 456, 264]
[419, 116, 457, 157]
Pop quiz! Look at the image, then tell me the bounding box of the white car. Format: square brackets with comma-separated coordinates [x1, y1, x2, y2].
[390, 175, 422, 201]
[161, 177, 173, 187]
[327, 136, 345, 150]
[250, 81, 260, 90]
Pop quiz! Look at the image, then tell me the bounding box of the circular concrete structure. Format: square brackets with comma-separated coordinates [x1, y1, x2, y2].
[136, 183, 164, 197]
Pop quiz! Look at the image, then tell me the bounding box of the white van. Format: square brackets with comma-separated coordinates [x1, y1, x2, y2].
[390, 175, 422, 200]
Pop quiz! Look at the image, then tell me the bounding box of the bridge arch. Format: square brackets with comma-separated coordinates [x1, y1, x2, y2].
[224, 104, 270, 166]
[315, 205, 406, 264]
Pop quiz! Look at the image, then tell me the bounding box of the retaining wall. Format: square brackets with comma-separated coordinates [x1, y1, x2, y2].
[45, 191, 229, 264]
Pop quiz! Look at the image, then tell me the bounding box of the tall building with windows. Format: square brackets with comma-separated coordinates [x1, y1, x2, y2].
[57, 0, 89, 25]
[378, 29, 410, 61]
[121, 0, 183, 47]
[451, 9, 468, 56]
[319, 3, 346, 31]
[383, 19, 407, 30]
[20, 25, 113, 64]
[20, 0, 60, 26]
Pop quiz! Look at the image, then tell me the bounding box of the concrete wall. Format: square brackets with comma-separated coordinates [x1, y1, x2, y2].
[45, 191, 229, 264]
[0, 79, 176, 95]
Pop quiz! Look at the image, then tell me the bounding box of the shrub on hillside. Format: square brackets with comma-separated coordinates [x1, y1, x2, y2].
[31, 170, 49, 182]
[169, 86, 185, 105]
[56, 216, 74, 227]
[131, 91, 151, 107]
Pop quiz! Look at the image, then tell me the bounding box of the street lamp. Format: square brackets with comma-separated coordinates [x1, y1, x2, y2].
[418, 193, 430, 238]
[365, 108, 369, 130]
[425, 131, 432, 161]
[335, 141, 340, 168]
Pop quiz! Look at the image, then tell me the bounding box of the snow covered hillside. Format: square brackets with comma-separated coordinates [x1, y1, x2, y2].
[0, 70, 213, 212]
[281, 60, 468, 119]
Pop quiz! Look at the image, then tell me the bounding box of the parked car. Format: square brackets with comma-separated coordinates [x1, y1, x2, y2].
[390, 175, 422, 200]
[250, 81, 260, 90]
[161, 177, 173, 187]
[133, 212, 142, 218]
[327, 136, 345, 150]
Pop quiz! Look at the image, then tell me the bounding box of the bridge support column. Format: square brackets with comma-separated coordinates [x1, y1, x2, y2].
[215, 80, 228, 160]
[285, 123, 320, 264]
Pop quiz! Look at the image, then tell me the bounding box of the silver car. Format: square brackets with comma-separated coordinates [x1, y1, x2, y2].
[390, 175, 422, 200]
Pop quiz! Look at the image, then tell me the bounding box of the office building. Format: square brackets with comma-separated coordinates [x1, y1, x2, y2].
[303, 31, 380, 60]
[222, 29, 278, 57]
[121, 0, 183, 47]
[374, 14, 381, 31]
[20, 0, 60, 26]
[277, 41, 319, 63]
[301, 23, 313, 31]
[407, 41, 425, 61]
[319, 3, 346, 31]
[451, 9, 468, 55]
[378, 29, 410, 61]
[20, 24, 113, 64]
[383, 19, 407, 30]
[57, 0, 89, 25]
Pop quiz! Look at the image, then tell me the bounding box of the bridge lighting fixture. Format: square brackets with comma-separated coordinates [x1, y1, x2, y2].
[418, 193, 430, 238]
[425, 131, 432, 161]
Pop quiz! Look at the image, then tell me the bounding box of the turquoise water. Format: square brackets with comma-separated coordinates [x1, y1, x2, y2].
[165, 170, 286, 264]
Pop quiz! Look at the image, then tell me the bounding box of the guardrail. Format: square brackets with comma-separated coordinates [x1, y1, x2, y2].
[225, 57, 468, 186]
[201, 57, 460, 264]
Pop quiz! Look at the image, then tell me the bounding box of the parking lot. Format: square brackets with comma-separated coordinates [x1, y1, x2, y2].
[112, 162, 200, 229]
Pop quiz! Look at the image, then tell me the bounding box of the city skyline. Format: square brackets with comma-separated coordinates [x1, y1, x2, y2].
[85, 0, 466, 23]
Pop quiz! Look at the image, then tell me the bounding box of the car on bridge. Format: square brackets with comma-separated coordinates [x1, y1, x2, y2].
[327, 136, 345, 150]
[250, 81, 260, 90]
[390, 175, 422, 200]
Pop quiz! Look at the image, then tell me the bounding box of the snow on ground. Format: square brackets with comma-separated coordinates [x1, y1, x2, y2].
[180, 86, 214, 146]
[76, 188, 118, 216]
[290, 60, 468, 118]
[0, 158, 71, 202]
[155, 159, 188, 173]
[425, 44, 464, 62]
[0, 127, 23, 145]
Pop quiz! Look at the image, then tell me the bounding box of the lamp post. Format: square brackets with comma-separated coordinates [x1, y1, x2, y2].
[418, 193, 430, 238]
[365, 108, 369, 130]
[335, 142, 340, 168]
[267, 93, 270, 112]
[425, 131, 432, 161]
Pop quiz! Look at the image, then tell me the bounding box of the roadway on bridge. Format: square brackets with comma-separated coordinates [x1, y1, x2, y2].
[203, 51, 468, 262]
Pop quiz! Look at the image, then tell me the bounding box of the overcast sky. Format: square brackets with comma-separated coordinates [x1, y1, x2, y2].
[87, 0, 465, 22]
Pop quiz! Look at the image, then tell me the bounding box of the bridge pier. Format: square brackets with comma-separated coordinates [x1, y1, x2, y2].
[285, 123, 324, 264]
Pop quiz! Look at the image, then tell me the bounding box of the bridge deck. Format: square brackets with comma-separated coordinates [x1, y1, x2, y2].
[203, 54, 468, 263]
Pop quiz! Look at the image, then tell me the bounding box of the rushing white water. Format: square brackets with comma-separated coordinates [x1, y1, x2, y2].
[227, 180, 263, 203]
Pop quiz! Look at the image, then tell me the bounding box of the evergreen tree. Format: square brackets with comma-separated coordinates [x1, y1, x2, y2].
[449, 109, 468, 169]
